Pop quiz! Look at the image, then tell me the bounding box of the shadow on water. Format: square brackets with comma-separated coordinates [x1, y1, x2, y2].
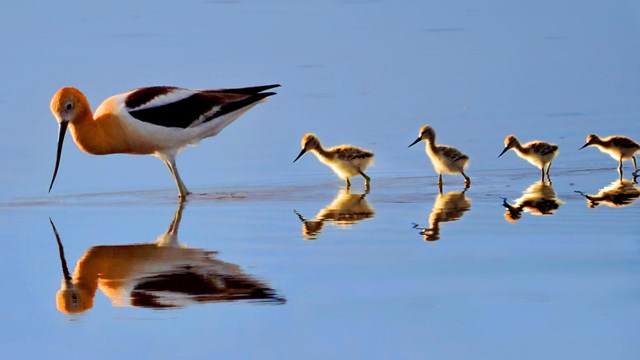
[50, 202, 285, 314]
[293, 188, 375, 241]
[575, 176, 640, 208]
[501, 181, 564, 223]
[412, 188, 471, 242]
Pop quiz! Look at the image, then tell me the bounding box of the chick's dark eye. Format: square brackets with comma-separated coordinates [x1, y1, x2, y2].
[65, 103, 73, 111]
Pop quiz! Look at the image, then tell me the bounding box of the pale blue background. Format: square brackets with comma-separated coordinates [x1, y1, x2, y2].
[0, 1, 638, 359]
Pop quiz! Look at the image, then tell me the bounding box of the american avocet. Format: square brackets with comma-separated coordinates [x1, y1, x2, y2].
[49, 84, 280, 199]
[408, 125, 470, 190]
[501, 181, 563, 223]
[412, 189, 471, 242]
[579, 134, 639, 177]
[498, 135, 558, 182]
[293, 188, 374, 240]
[293, 133, 374, 190]
[575, 179, 640, 208]
[50, 203, 284, 313]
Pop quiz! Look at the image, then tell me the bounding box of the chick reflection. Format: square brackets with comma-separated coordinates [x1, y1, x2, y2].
[501, 181, 563, 223]
[576, 178, 640, 208]
[293, 189, 375, 240]
[51, 203, 284, 314]
[412, 189, 471, 241]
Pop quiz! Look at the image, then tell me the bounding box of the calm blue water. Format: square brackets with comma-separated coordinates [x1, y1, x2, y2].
[0, 0, 639, 359]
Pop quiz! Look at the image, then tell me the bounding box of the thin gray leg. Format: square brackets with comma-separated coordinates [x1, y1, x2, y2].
[618, 158, 624, 178]
[359, 170, 371, 190]
[461, 171, 471, 187]
[162, 157, 190, 200]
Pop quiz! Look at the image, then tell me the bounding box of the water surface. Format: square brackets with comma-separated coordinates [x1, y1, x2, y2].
[0, 0, 639, 359]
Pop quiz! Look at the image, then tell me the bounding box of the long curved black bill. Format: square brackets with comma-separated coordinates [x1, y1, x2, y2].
[293, 149, 306, 163]
[49, 218, 71, 282]
[578, 143, 589, 150]
[498, 146, 509, 158]
[49, 121, 69, 193]
[408, 138, 421, 148]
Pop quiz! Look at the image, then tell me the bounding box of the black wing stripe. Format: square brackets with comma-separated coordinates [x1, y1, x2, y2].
[128, 93, 220, 129]
[131, 272, 283, 306]
[128, 91, 278, 129]
[125, 86, 179, 110]
[211, 92, 277, 121]
[213, 84, 281, 95]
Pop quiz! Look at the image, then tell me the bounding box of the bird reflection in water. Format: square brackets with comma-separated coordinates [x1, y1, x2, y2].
[575, 177, 640, 208]
[293, 189, 375, 240]
[501, 181, 563, 223]
[412, 189, 471, 241]
[50, 203, 284, 314]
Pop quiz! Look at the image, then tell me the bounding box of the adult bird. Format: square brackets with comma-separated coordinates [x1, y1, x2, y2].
[49, 84, 279, 200]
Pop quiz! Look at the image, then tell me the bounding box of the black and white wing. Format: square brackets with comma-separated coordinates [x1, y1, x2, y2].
[124, 84, 280, 129]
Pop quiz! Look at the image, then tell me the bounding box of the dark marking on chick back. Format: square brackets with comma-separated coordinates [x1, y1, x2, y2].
[353, 152, 374, 159]
[610, 136, 640, 149]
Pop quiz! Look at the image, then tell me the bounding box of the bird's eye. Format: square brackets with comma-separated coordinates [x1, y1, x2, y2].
[65, 102, 73, 111]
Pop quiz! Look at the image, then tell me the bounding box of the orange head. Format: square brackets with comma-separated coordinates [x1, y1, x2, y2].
[56, 283, 94, 314]
[50, 217, 95, 313]
[50, 87, 90, 124]
[49, 87, 91, 193]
